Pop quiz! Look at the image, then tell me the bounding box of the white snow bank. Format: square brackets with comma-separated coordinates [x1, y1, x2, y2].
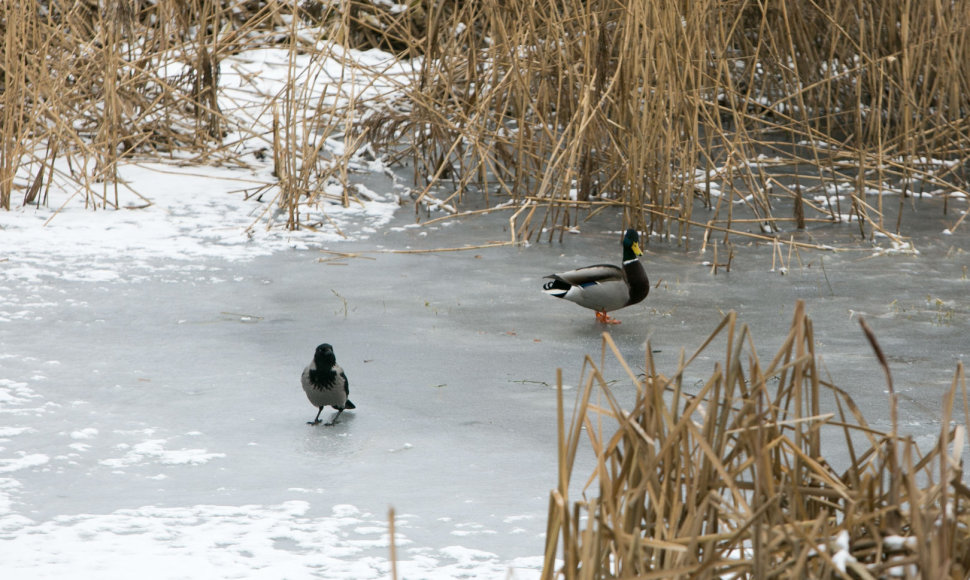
[0, 501, 541, 579]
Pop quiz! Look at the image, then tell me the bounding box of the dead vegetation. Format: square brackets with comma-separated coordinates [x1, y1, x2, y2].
[1, 1, 256, 210]
[355, 0, 970, 245]
[542, 300, 970, 578]
[2, 1, 970, 245]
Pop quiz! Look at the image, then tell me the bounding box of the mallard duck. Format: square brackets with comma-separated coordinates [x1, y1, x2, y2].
[542, 229, 649, 324]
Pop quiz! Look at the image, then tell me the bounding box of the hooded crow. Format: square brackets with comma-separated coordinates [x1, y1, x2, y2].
[301, 343, 355, 426]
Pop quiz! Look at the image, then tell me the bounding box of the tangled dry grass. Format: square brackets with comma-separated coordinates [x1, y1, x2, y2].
[542, 300, 969, 578]
[3, 1, 970, 245]
[355, 0, 970, 245]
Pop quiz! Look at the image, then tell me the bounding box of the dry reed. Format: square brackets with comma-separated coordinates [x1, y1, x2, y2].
[357, 0, 970, 245]
[542, 300, 969, 578]
[0, 2, 386, 227]
[3, 1, 970, 248]
[0, 1, 259, 210]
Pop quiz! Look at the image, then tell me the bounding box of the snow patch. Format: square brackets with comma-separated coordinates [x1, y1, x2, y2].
[100, 439, 225, 468]
[0, 501, 542, 579]
[0, 453, 50, 474]
[70, 428, 98, 440]
[0, 379, 41, 408]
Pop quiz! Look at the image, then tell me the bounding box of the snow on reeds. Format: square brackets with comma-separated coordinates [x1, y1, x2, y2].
[2, 1, 970, 247]
[0, 2, 407, 250]
[542, 300, 970, 578]
[355, 0, 970, 244]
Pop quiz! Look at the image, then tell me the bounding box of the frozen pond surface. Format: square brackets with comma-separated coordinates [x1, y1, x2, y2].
[1, 184, 969, 577]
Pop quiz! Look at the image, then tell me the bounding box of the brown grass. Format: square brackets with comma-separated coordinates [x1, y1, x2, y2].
[358, 0, 970, 245]
[542, 300, 970, 578]
[0, 2, 413, 231]
[0, 1, 250, 210]
[3, 1, 970, 247]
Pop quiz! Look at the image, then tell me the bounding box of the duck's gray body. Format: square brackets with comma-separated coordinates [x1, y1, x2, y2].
[544, 262, 645, 312]
[542, 229, 649, 323]
[301, 343, 355, 426]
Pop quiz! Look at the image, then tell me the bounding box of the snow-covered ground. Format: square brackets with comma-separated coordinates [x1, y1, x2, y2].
[0, 137, 553, 580]
[0, 42, 552, 579]
[0, 160, 560, 577]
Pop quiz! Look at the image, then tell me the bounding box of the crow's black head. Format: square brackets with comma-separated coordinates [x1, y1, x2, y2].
[313, 343, 337, 370]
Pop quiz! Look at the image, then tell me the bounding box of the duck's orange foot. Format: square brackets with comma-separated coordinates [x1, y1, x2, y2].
[595, 311, 621, 325]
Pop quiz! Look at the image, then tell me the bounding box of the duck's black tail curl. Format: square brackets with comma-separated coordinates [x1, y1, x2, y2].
[542, 276, 570, 297]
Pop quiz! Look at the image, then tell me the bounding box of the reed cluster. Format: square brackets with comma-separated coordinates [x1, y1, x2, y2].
[0, 1, 272, 210]
[3, 1, 970, 245]
[542, 300, 969, 578]
[356, 0, 970, 243]
[0, 1, 409, 231]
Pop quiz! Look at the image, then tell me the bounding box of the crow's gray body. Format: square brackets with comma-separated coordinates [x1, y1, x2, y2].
[301, 344, 355, 426]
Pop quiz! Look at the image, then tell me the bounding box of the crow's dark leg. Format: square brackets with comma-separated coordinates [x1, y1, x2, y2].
[324, 407, 344, 426]
[307, 406, 324, 425]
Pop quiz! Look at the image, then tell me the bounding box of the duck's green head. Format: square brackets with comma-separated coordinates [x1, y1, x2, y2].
[622, 228, 643, 260]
